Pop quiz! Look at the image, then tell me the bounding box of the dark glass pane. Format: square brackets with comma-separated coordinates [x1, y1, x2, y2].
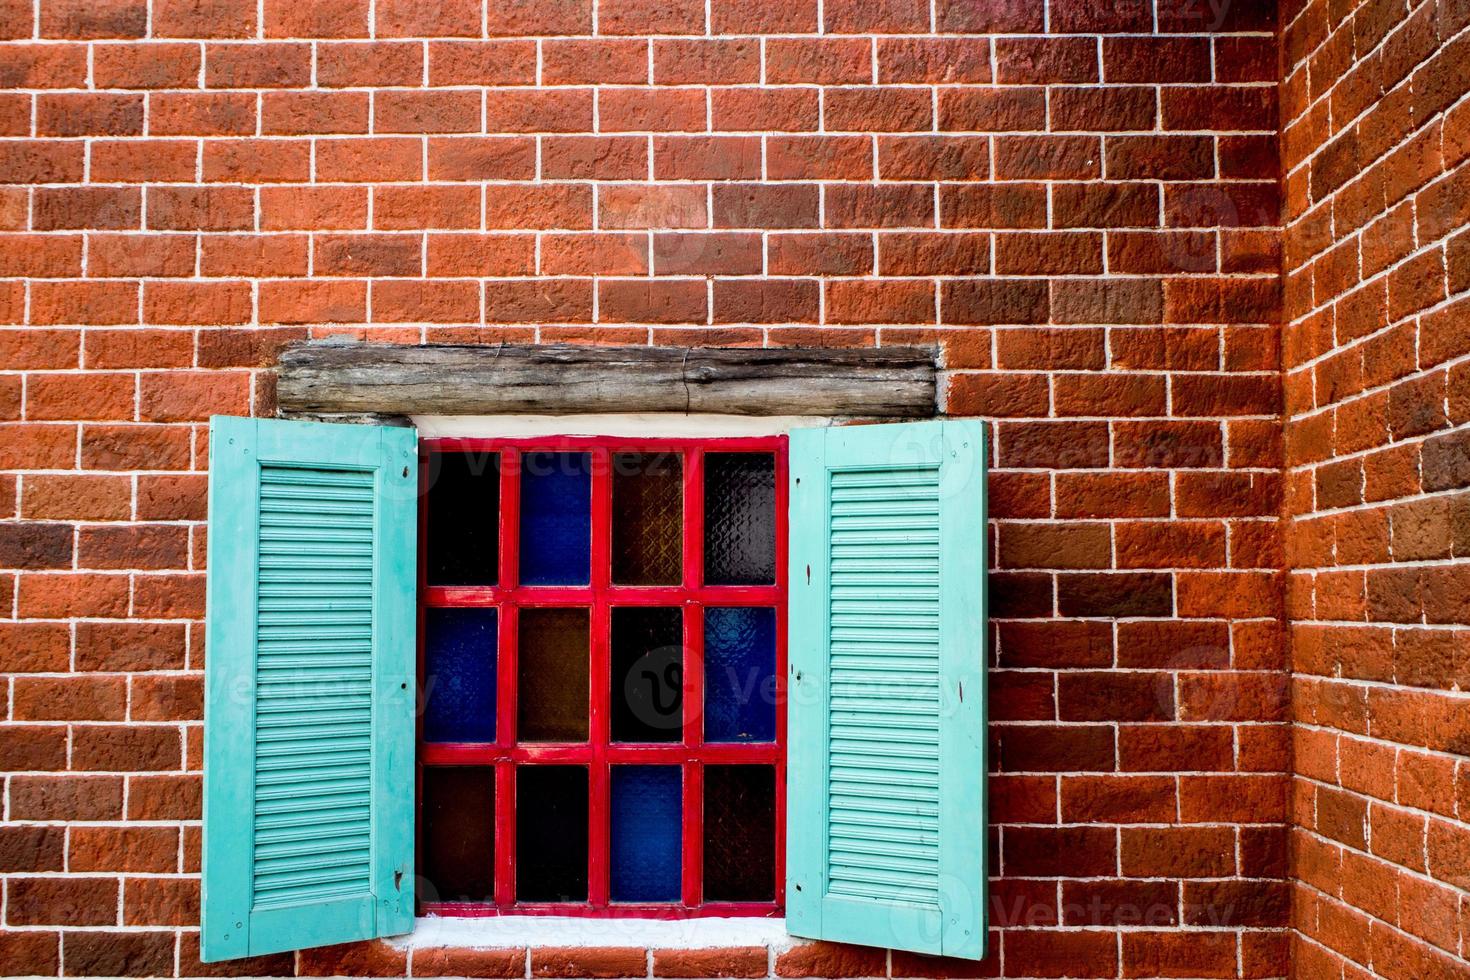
[517, 765, 588, 903]
[704, 453, 776, 586]
[518, 608, 589, 742]
[420, 766, 494, 903]
[703, 607, 777, 743]
[611, 607, 682, 743]
[704, 765, 776, 902]
[423, 608, 497, 744]
[426, 451, 499, 586]
[612, 453, 683, 586]
[610, 765, 682, 903]
[519, 452, 592, 586]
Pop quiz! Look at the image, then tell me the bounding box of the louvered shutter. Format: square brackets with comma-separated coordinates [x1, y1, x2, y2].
[787, 420, 987, 960]
[202, 416, 417, 962]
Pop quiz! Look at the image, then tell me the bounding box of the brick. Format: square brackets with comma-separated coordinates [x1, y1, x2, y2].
[881, 135, 991, 180]
[0, 932, 59, 976]
[23, 474, 126, 524]
[828, 86, 933, 132]
[656, 136, 762, 180]
[1123, 931, 1238, 979]
[8, 877, 119, 926]
[653, 949, 767, 979]
[415, 948, 527, 978]
[153, 0, 255, 36]
[532, 948, 648, 979]
[712, 88, 819, 132]
[655, 38, 760, 85]
[484, 279, 593, 323]
[1005, 930, 1116, 979]
[598, 279, 706, 324]
[765, 39, 871, 85]
[774, 943, 887, 978]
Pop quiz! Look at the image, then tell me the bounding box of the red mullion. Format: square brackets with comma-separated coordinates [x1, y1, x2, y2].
[428, 585, 779, 607]
[414, 444, 430, 915]
[423, 742, 777, 766]
[494, 449, 520, 907]
[682, 448, 705, 909]
[428, 435, 782, 454]
[773, 436, 790, 907]
[588, 447, 613, 910]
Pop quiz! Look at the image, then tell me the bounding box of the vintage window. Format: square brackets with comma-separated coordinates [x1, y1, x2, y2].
[417, 438, 787, 915]
[199, 411, 987, 963]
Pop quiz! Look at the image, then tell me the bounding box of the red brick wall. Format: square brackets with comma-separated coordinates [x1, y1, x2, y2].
[1280, 0, 1470, 976]
[0, 0, 1294, 977]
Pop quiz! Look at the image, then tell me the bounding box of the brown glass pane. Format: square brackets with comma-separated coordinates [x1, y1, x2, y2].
[425, 451, 499, 586]
[518, 608, 590, 742]
[420, 766, 494, 903]
[703, 764, 776, 902]
[612, 453, 683, 585]
[611, 607, 682, 743]
[704, 453, 776, 586]
[517, 765, 588, 903]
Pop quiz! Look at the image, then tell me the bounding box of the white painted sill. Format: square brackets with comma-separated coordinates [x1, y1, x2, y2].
[395, 916, 798, 951]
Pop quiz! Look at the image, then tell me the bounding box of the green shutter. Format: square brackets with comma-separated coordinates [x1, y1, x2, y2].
[202, 416, 418, 962]
[787, 420, 988, 960]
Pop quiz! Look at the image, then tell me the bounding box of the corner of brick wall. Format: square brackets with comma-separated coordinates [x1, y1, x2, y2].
[1280, 0, 1470, 975]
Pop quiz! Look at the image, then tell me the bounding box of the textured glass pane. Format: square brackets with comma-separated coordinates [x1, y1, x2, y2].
[610, 765, 682, 903]
[423, 608, 497, 744]
[517, 765, 588, 903]
[518, 608, 590, 742]
[426, 451, 499, 586]
[519, 452, 592, 586]
[703, 607, 777, 744]
[704, 453, 776, 586]
[611, 607, 683, 743]
[612, 453, 683, 586]
[421, 766, 494, 902]
[704, 765, 776, 902]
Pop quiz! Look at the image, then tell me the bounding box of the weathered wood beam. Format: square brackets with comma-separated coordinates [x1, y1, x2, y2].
[276, 343, 937, 418]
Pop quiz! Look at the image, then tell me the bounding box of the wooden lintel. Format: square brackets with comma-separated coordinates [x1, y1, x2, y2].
[276, 343, 938, 419]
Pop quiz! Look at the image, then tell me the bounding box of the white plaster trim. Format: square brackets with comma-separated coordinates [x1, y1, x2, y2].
[410, 414, 837, 439]
[395, 915, 798, 951]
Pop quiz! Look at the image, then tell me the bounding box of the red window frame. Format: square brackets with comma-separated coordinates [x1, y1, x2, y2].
[417, 435, 788, 918]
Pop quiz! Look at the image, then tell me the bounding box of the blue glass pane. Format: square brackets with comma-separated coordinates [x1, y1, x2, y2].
[704, 607, 777, 743]
[610, 765, 682, 903]
[519, 452, 592, 586]
[423, 608, 497, 743]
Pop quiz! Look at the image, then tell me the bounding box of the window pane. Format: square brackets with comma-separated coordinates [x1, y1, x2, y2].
[611, 607, 683, 743]
[704, 453, 776, 586]
[517, 608, 589, 742]
[610, 765, 682, 903]
[420, 766, 494, 903]
[423, 608, 497, 744]
[426, 451, 499, 586]
[517, 765, 588, 903]
[519, 452, 592, 586]
[703, 765, 776, 902]
[703, 607, 777, 743]
[612, 453, 683, 586]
